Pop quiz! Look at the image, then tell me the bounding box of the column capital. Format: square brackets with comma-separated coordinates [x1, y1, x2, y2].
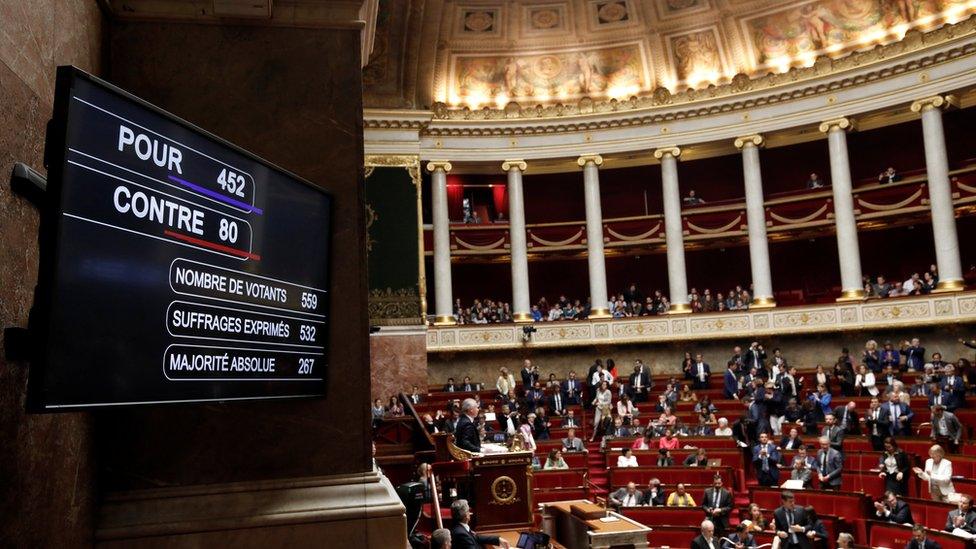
[818, 117, 856, 134]
[426, 160, 453, 173]
[576, 154, 603, 167]
[910, 94, 958, 113]
[733, 134, 764, 149]
[501, 159, 527, 172]
[653, 146, 681, 160]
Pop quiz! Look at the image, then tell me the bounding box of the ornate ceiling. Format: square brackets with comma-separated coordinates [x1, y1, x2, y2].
[363, 0, 976, 109]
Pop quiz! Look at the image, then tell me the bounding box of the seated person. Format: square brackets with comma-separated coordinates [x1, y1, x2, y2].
[617, 448, 639, 468]
[804, 506, 828, 541]
[878, 166, 901, 184]
[723, 521, 758, 549]
[544, 449, 568, 470]
[906, 524, 941, 549]
[643, 478, 666, 506]
[561, 428, 586, 452]
[666, 483, 696, 507]
[945, 495, 976, 534]
[790, 458, 813, 488]
[449, 499, 508, 549]
[657, 448, 675, 467]
[610, 481, 643, 508]
[684, 447, 709, 467]
[875, 491, 914, 524]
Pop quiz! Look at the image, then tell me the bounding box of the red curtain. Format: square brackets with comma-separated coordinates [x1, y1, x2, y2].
[446, 175, 464, 221]
[493, 182, 508, 220]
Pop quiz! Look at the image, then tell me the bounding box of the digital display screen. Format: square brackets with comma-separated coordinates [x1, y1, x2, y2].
[27, 67, 332, 410]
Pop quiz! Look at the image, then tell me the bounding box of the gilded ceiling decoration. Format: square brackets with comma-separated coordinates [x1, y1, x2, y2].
[362, 0, 976, 110]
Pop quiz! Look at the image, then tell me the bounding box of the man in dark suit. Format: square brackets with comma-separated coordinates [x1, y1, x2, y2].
[692, 353, 711, 390]
[643, 478, 666, 506]
[702, 475, 733, 538]
[875, 491, 914, 524]
[547, 386, 567, 416]
[724, 362, 740, 399]
[881, 392, 914, 436]
[444, 377, 457, 392]
[816, 436, 843, 490]
[563, 371, 583, 405]
[942, 365, 965, 411]
[945, 495, 976, 534]
[774, 492, 810, 549]
[821, 413, 845, 453]
[454, 398, 482, 453]
[906, 524, 941, 549]
[691, 520, 720, 549]
[461, 376, 475, 392]
[902, 339, 926, 371]
[752, 432, 781, 487]
[744, 342, 767, 376]
[629, 360, 652, 403]
[449, 499, 508, 549]
[834, 401, 859, 435]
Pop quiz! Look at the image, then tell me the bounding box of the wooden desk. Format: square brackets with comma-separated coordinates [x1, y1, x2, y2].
[541, 500, 653, 549]
[481, 529, 569, 549]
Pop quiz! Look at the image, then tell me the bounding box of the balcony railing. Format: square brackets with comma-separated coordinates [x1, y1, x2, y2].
[426, 291, 976, 352]
[423, 165, 976, 257]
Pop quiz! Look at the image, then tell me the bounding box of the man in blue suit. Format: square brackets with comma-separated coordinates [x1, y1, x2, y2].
[753, 432, 781, 486]
[942, 365, 965, 411]
[562, 371, 583, 405]
[724, 362, 740, 399]
[744, 342, 767, 377]
[880, 392, 914, 436]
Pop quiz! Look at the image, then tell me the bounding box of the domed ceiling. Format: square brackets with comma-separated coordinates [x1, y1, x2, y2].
[363, 0, 976, 109]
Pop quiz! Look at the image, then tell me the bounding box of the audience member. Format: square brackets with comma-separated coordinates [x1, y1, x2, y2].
[610, 481, 642, 508]
[449, 499, 507, 549]
[702, 475, 733, 538]
[684, 190, 705, 206]
[753, 432, 781, 487]
[914, 445, 955, 502]
[945, 495, 976, 535]
[691, 520, 718, 549]
[617, 448, 639, 468]
[773, 491, 809, 549]
[879, 437, 911, 496]
[806, 172, 824, 189]
[643, 478, 666, 506]
[875, 490, 914, 524]
[905, 523, 941, 549]
[667, 484, 696, 507]
[544, 449, 568, 470]
[816, 435, 843, 490]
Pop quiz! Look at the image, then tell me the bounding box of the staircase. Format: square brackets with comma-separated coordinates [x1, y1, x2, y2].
[586, 440, 610, 499]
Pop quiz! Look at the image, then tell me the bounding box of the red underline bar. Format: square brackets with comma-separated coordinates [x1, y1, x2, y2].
[163, 229, 261, 261]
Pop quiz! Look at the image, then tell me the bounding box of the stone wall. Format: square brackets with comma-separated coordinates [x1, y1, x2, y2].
[0, 1, 103, 545]
[427, 324, 976, 387]
[370, 328, 428, 401]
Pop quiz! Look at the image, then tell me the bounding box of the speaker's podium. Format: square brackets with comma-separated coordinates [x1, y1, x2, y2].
[432, 432, 535, 530]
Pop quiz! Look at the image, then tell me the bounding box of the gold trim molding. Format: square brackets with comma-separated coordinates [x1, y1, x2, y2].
[426, 292, 976, 352]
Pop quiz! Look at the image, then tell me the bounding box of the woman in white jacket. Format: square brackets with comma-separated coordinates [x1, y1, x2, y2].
[913, 444, 955, 501]
[496, 367, 516, 397]
[855, 364, 879, 397]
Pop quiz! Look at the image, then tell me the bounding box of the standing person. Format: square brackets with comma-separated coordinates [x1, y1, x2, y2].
[881, 391, 914, 436]
[930, 404, 963, 453]
[773, 492, 810, 549]
[862, 397, 885, 450]
[753, 432, 781, 487]
[693, 353, 711, 390]
[449, 500, 508, 549]
[563, 371, 582, 405]
[702, 474, 733, 538]
[903, 338, 927, 371]
[496, 367, 516, 399]
[816, 435, 843, 490]
[879, 437, 912, 496]
[724, 362, 740, 399]
[914, 445, 955, 502]
[455, 398, 483, 453]
[630, 360, 652, 403]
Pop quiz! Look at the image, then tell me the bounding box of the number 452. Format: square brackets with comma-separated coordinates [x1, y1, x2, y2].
[217, 169, 246, 197]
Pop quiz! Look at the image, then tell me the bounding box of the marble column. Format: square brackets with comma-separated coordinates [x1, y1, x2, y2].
[655, 146, 690, 313]
[734, 134, 776, 308]
[818, 118, 865, 301]
[502, 159, 532, 321]
[577, 154, 611, 318]
[911, 95, 964, 292]
[427, 160, 456, 324]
